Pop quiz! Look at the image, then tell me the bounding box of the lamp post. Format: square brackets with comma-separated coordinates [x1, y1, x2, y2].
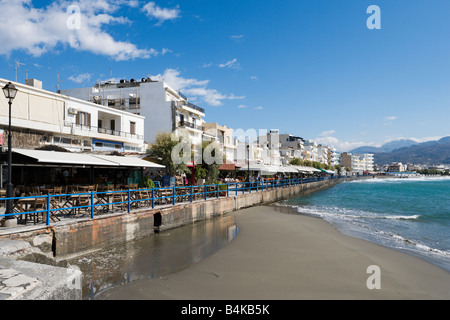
[2, 82, 18, 227]
[246, 144, 250, 181]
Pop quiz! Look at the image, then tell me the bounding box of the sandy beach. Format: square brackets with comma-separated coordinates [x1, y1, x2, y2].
[98, 205, 450, 300]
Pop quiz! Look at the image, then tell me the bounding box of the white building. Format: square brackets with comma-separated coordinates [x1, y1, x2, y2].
[60, 77, 206, 146]
[0, 78, 145, 153]
[341, 152, 374, 174]
[203, 123, 237, 164]
[279, 134, 305, 164]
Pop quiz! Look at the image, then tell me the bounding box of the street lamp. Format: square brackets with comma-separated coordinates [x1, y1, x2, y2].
[246, 144, 250, 181]
[2, 82, 18, 227]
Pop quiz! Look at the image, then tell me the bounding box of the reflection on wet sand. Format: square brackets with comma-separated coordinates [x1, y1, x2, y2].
[68, 215, 239, 299]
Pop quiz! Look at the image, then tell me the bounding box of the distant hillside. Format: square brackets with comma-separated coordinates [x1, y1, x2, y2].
[350, 139, 418, 154]
[371, 137, 450, 165]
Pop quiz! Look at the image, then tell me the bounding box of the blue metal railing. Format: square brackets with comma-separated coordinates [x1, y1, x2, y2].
[0, 176, 339, 227]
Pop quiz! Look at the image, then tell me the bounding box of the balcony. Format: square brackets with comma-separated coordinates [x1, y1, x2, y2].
[172, 101, 205, 115]
[178, 120, 204, 131]
[70, 123, 144, 140]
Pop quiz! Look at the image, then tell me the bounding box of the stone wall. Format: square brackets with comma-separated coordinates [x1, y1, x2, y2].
[1, 177, 354, 261]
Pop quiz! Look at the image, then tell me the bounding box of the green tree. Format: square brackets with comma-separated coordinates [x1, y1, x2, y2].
[289, 158, 304, 166]
[196, 140, 223, 183]
[146, 132, 190, 177]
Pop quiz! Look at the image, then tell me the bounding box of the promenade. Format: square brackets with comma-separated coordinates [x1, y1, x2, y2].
[0, 176, 348, 299]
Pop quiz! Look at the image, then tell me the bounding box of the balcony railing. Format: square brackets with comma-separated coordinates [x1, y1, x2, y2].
[71, 123, 144, 140]
[178, 120, 204, 131]
[172, 101, 205, 114]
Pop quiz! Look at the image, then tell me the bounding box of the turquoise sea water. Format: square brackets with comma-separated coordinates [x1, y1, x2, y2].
[280, 177, 450, 272]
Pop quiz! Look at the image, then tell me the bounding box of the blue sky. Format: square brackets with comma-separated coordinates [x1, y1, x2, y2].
[1, 0, 450, 151]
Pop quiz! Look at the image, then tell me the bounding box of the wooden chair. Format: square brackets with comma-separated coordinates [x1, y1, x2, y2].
[29, 197, 46, 225]
[112, 191, 126, 211]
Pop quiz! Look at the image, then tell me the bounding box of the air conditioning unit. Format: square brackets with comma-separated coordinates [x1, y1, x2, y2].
[68, 107, 78, 115]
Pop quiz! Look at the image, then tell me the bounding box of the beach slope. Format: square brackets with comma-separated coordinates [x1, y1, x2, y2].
[99, 206, 450, 300]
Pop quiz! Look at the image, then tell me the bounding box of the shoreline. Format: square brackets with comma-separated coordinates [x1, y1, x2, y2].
[98, 205, 450, 300]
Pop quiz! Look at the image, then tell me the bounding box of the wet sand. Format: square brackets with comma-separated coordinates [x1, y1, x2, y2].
[98, 205, 450, 300]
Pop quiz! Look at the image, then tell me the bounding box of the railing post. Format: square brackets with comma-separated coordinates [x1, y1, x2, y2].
[173, 186, 176, 205]
[46, 194, 51, 226]
[90, 191, 95, 219]
[204, 185, 207, 201]
[127, 189, 131, 213]
[256, 180, 259, 192]
[190, 185, 193, 203]
[236, 183, 238, 196]
[151, 188, 155, 209]
[226, 184, 229, 197]
[216, 184, 219, 198]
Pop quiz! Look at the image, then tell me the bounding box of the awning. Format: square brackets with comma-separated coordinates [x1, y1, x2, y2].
[92, 154, 165, 168]
[219, 163, 236, 171]
[13, 148, 117, 166]
[239, 163, 277, 174]
[12, 148, 165, 168]
[293, 165, 321, 173]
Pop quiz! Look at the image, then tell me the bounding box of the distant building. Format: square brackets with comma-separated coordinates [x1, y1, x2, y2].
[387, 162, 404, 172]
[341, 152, 374, 174]
[203, 123, 237, 164]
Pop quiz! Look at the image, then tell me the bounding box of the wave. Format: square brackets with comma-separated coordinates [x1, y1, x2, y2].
[282, 204, 421, 221]
[278, 203, 450, 269]
[347, 176, 450, 184]
[377, 230, 450, 258]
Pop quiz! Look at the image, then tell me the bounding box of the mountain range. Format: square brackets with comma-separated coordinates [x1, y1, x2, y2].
[349, 136, 450, 165]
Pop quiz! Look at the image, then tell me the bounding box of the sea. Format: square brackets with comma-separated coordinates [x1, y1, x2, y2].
[278, 176, 450, 272]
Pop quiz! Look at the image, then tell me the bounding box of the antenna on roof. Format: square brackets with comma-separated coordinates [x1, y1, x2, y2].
[15, 60, 25, 82]
[55, 72, 63, 91]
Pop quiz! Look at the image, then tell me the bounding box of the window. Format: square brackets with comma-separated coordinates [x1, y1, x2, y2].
[130, 121, 136, 135]
[110, 119, 115, 131]
[76, 111, 91, 128]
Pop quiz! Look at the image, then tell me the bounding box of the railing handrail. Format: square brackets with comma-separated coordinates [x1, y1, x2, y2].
[0, 176, 341, 227]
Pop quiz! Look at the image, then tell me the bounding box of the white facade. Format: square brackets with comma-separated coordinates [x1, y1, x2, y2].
[60, 77, 205, 146]
[203, 123, 237, 164]
[0, 78, 145, 153]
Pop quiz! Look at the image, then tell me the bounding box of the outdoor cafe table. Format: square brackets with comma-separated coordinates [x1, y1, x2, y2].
[15, 197, 60, 224]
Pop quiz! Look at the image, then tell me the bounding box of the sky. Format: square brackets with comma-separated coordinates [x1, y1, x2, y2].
[1, 0, 450, 151]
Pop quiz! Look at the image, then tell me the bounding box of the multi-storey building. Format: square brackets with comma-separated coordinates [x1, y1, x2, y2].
[279, 134, 305, 164]
[258, 130, 281, 166]
[341, 152, 374, 174]
[203, 123, 237, 164]
[60, 77, 206, 146]
[1, 78, 145, 153]
[0, 78, 161, 187]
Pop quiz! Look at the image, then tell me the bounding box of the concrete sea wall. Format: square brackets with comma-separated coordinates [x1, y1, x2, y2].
[2, 177, 354, 262]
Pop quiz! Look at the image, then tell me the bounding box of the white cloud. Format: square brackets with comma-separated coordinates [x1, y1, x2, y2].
[142, 1, 180, 25]
[314, 135, 372, 152]
[230, 35, 244, 42]
[250, 75, 258, 80]
[218, 58, 240, 69]
[0, 0, 158, 61]
[237, 104, 247, 109]
[254, 106, 263, 110]
[152, 68, 244, 106]
[385, 116, 397, 121]
[319, 129, 335, 137]
[68, 72, 92, 84]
